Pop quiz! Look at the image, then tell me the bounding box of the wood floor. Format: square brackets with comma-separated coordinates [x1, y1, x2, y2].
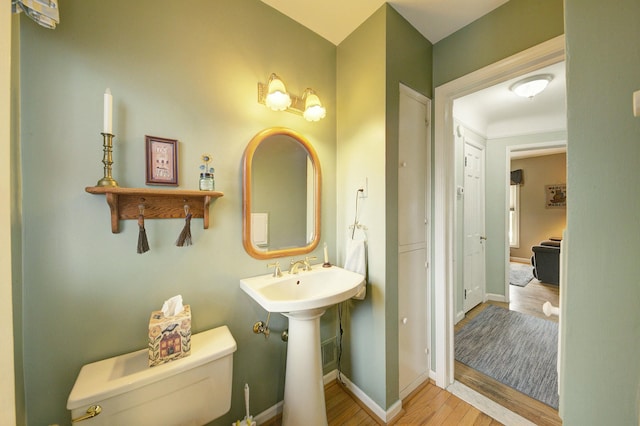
[262, 379, 502, 425]
[454, 276, 562, 426]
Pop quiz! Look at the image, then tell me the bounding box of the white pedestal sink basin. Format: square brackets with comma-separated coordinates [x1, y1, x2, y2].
[240, 264, 365, 426]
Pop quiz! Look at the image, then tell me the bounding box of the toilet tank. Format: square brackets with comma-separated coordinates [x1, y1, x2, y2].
[67, 326, 236, 425]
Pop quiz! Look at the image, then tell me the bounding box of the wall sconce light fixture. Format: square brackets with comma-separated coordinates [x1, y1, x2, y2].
[263, 73, 291, 111]
[302, 89, 326, 122]
[258, 74, 326, 121]
[510, 74, 554, 99]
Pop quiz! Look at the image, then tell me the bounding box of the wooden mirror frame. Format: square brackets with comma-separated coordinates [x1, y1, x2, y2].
[242, 127, 321, 259]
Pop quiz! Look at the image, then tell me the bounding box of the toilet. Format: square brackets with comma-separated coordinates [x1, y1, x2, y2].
[67, 326, 236, 425]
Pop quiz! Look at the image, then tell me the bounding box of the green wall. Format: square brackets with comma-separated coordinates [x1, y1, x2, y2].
[17, 1, 336, 424]
[10, 13, 24, 425]
[336, 4, 432, 410]
[336, 6, 388, 408]
[433, 0, 564, 86]
[563, 0, 640, 423]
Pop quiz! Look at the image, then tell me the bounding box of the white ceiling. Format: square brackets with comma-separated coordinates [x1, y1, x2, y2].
[261, 0, 566, 140]
[454, 61, 567, 139]
[260, 0, 509, 45]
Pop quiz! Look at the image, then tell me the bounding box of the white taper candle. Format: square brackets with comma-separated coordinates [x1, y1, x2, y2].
[324, 243, 329, 264]
[103, 88, 113, 134]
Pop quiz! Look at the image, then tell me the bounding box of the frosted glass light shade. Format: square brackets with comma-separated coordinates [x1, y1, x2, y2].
[303, 92, 326, 122]
[510, 74, 553, 99]
[265, 74, 291, 111]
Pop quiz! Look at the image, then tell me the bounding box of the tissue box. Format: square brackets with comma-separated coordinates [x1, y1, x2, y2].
[148, 304, 191, 367]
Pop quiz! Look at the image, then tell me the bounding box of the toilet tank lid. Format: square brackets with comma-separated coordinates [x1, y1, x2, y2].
[67, 325, 237, 410]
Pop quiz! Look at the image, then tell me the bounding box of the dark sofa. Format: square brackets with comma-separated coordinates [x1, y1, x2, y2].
[531, 239, 561, 285]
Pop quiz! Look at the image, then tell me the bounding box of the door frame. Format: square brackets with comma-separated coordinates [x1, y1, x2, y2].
[433, 35, 565, 388]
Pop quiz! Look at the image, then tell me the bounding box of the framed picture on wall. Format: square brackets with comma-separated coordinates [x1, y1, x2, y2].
[145, 135, 178, 186]
[545, 184, 566, 208]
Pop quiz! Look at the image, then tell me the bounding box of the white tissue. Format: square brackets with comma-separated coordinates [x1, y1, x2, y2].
[161, 295, 184, 317]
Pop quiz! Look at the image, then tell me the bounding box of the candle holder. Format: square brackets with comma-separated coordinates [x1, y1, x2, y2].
[96, 132, 119, 187]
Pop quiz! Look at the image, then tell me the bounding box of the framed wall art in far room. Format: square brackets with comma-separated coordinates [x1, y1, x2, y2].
[145, 135, 178, 186]
[545, 183, 566, 208]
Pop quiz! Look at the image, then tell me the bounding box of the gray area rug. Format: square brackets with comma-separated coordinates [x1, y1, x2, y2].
[510, 262, 534, 287]
[455, 304, 559, 408]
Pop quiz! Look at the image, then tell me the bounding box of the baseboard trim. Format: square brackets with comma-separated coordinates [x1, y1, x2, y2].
[455, 310, 465, 324]
[510, 256, 530, 264]
[253, 400, 283, 425]
[485, 293, 506, 303]
[323, 369, 338, 385]
[400, 372, 431, 400]
[339, 373, 403, 422]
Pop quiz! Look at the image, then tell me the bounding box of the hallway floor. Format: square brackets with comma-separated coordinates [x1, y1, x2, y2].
[455, 278, 561, 426]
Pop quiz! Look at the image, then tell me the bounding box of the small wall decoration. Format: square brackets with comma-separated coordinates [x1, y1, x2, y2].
[545, 184, 566, 208]
[146, 135, 178, 186]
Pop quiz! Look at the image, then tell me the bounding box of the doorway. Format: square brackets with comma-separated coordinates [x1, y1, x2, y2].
[433, 35, 566, 396]
[506, 145, 566, 300]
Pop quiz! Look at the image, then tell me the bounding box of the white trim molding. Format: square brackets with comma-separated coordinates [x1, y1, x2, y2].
[339, 373, 403, 423]
[485, 293, 507, 303]
[433, 35, 565, 389]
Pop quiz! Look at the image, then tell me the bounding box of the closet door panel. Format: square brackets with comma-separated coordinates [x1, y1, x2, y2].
[398, 247, 428, 393]
[398, 91, 428, 247]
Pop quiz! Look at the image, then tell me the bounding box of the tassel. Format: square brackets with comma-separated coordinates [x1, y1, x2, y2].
[137, 212, 150, 254]
[176, 205, 192, 247]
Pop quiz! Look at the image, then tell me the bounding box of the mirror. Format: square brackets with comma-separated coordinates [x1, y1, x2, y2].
[242, 127, 321, 259]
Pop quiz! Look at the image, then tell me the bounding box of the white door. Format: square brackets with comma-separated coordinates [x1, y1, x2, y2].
[398, 85, 430, 398]
[463, 140, 485, 313]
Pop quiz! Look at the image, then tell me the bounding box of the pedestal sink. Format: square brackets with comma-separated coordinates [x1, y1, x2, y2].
[240, 264, 365, 426]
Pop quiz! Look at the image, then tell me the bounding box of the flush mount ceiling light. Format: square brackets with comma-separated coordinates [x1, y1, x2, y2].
[510, 74, 554, 99]
[258, 74, 326, 121]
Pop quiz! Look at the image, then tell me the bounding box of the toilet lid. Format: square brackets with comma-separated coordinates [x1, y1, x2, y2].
[67, 326, 236, 410]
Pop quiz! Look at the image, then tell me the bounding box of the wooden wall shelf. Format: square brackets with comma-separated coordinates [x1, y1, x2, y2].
[85, 186, 223, 233]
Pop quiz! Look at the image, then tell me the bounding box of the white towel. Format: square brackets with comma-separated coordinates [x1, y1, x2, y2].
[344, 239, 367, 300]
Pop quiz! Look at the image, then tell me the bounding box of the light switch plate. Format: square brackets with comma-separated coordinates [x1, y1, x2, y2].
[634, 89, 640, 117]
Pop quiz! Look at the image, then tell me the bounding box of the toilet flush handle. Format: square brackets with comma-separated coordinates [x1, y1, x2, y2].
[71, 405, 102, 423]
